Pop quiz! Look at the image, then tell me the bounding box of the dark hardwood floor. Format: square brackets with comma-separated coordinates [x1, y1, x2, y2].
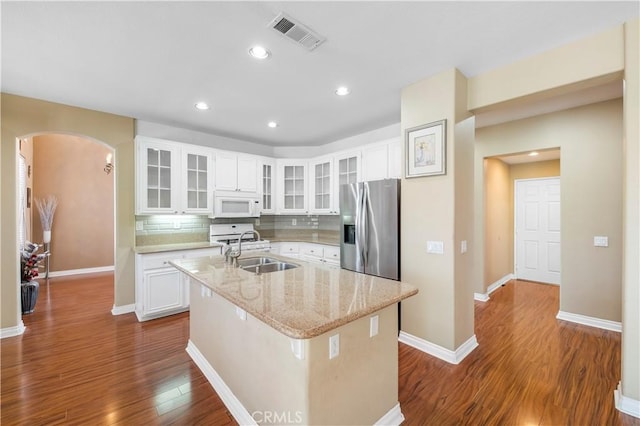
[1, 275, 638, 425]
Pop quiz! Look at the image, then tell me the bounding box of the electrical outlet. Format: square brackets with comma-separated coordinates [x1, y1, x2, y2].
[461, 240, 468, 254]
[329, 334, 339, 359]
[255, 218, 260, 226]
[292, 218, 297, 226]
[173, 220, 181, 229]
[370, 315, 379, 337]
[135, 221, 144, 231]
[236, 307, 247, 320]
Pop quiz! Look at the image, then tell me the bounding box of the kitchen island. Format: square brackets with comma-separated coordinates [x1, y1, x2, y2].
[170, 253, 418, 426]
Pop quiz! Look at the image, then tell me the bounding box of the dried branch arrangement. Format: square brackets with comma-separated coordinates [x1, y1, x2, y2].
[35, 195, 58, 231]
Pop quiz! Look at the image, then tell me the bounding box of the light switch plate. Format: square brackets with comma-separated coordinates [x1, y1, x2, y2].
[427, 241, 444, 254]
[292, 218, 297, 226]
[594, 236, 609, 247]
[236, 307, 247, 320]
[173, 220, 181, 229]
[461, 240, 468, 254]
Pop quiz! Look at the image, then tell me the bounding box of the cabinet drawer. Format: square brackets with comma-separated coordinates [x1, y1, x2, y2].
[301, 244, 323, 258]
[324, 246, 340, 262]
[140, 252, 184, 270]
[279, 243, 300, 254]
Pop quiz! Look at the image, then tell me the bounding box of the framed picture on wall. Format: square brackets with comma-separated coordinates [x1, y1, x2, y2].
[405, 119, 446, 178]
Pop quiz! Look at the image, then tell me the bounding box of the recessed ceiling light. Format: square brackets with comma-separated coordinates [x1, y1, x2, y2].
[528, 151, 539, 156]
[268, 121, 278, 128]
[249, 45, 270, 59]
[194, 102, 210, 111]
[335, 86, 350, 96]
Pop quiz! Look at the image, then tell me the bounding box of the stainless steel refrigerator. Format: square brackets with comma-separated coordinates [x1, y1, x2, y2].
[340, 179, 400, 280]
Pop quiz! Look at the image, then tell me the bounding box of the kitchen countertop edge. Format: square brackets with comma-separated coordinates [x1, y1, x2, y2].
[135, 241, 224, 254]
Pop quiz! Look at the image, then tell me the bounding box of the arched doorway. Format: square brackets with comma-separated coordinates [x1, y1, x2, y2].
[17, 132, 115, 311]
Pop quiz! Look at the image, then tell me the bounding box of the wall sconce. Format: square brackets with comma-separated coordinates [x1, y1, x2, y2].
[104, 153, 114, 174]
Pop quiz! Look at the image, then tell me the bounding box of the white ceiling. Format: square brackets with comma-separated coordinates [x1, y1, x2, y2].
[2, 2, 638, 147]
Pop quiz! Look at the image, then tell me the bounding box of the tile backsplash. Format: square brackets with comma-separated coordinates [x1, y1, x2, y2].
[135, 214, 340, 246]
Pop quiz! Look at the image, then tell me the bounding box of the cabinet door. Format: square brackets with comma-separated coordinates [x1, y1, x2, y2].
[309, 158, 334, 214]
[333, 152, 360, 215]
[388, 139, 402, 179]
[143, 268, 183, 314]
[182, 146, 213, 214]
[237, 156, 258, 192]
[362, 144, 389, 182]
[277, 161, 308, 214]
[261, 161, 276, 213]
[215, 152, 238, 191]
[136, 139, 180, 214]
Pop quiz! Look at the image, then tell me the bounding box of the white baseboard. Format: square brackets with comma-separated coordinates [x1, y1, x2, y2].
[399, 332, 478, 364]
[374, 402, 404, 426]
[556, 310, 622, 332]
[186, 340, 257, 426]
[614, 381, 640, 418]
[48, 265, 114, 278]
[474, 273, 513, 302]
[111, 304, 135, 316]
[187, 339, 406, 425]
[0, 321, 26, 339]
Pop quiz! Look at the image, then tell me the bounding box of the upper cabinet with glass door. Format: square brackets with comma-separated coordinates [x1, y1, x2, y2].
[135, 136, 213, 215]
[136, 137, 180, 214]
[309, 157, 335, 214]
[181, 145, 213, 214]
[333, 151, 361, 213]
[260, 159, 276, 214]
[276, 160, 308, 214]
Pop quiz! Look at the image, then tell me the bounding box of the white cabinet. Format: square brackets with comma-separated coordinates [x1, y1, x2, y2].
[308, 157, 336, 214]
[135, 246, 222, 321]
[181, 145, 214, 214]
[361, 138, 402, 181]
[136, 138, 180, 214]
[333, 151, 361, 213]
[215, 152, 258, 193]
[276, 160, 308, 214]
[260, 159, 276, 214]
[280, 242, 340, 266]
[136, 137, 213, 215]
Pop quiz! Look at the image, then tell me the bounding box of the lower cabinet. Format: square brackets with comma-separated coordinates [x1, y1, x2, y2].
[135, 246, 222, 321]
[278, 242, 340, 266]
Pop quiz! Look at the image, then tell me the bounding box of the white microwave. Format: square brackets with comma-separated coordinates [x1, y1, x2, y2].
[211, 192, 261, 218]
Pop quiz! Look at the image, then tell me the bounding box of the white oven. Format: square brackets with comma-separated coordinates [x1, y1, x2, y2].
[211, 192, 261, 218]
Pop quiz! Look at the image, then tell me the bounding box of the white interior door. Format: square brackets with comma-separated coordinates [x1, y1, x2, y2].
[515, 178, 561, 285]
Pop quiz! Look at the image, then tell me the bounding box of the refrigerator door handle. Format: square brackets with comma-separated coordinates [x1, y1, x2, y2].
[356, 184, 367, 267]
[361, 183, 369, 267]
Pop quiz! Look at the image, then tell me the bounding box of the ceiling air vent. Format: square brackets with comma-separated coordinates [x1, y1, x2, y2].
[269, 12, 326, 51]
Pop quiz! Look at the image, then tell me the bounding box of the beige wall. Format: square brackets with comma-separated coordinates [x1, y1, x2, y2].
[18, 138, 34, 242]
[400, 68, 474, 351]
[484, 158, 511, 286]
[1, 94, 134, 331]
[189, 280, 399, 425]
[32, 134, 114, 272]
[622, 19, 639, 402]
[476, 100, 623, 322]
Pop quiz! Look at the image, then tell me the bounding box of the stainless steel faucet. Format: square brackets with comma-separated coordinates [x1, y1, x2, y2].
[227, 230, 261, 267]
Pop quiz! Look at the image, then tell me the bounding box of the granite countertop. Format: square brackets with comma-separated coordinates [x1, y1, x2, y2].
[170, 253, 418, 339]
[135, 241, 224, 254]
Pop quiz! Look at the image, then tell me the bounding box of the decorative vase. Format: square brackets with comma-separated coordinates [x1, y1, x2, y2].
[21, 281, 39, 314]
[43, 230, 51, 244]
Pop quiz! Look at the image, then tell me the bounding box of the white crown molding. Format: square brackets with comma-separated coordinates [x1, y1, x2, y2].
[614, 382, 640, 418]
[399, 332, 478, 364]
[111, 304, 135, 316]
[0, 321, 26, 339]
[556, 310, 622, 332]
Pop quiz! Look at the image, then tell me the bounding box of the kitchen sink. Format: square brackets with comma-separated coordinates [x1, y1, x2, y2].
[237, 257, 279, 268]
[241, 261, 299, 274]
